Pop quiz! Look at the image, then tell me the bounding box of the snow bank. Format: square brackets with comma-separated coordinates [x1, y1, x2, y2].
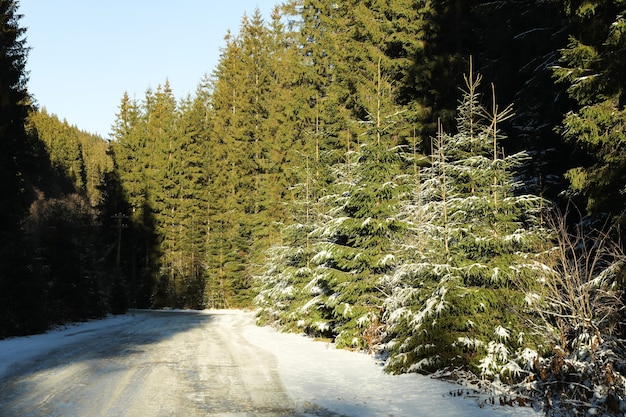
[0, 314, 137, 378]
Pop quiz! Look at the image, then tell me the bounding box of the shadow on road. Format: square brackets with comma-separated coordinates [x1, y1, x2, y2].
[1, 309, 213, 380]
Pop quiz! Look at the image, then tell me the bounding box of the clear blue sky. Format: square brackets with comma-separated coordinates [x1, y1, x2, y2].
[20, 1, 279, 138]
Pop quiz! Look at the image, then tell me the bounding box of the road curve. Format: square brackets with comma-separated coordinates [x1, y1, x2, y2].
[0, 310, 300, 417]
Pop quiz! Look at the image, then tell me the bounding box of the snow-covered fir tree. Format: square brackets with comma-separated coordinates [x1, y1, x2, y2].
[307, 139, 407, 348]
[257, 56, 410, 349]
[300, 55, 413, 349]
[255, 150, 333, 336]
[257, 118, 408, 348]
[382, 64, 550, 377]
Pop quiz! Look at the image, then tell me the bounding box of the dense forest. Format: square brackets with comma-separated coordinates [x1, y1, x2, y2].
[2, 0, 626, 414]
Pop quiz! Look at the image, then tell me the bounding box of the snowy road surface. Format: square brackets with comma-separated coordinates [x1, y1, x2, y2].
[0, 310, 294, 416]
[0, 309, 541, 417]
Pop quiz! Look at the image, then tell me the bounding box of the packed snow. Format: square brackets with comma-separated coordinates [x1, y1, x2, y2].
[0, 310, 541, 417]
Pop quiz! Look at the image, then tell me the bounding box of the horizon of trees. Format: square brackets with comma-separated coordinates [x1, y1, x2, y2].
[2, 0, 626, 414]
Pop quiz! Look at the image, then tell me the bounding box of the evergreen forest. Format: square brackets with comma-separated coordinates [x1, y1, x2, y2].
[3, 0, 626, 414]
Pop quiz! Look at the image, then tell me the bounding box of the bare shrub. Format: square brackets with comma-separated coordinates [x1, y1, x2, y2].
[524, 209, 626, 415]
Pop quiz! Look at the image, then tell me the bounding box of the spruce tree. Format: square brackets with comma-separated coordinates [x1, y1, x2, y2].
[205, 27, 250, 307]
[255, 6, 304, 250]
[141, 81, 180, 306]
[255, 148, 330, 332]
[383, 67, 549, 376]
[283, 0, 353, 176]
[0, 0, 30, 235]
[0, 0, 48, 337]
[168, 93, 211, 308]
[110, 91, 159, 307]
[256, 4, 350, 329]
[257, 0, 450, 347]
[206, 9, 305, 307]
[335, 0, 430, 139]
[111, 92, 146, 220]
[293, 54, 409, 349]
[237, 8, 288, 278]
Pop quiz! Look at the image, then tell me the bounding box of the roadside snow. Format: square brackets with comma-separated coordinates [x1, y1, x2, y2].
[241, 312, 541, 417]
[0, 310, 541, 417]
[0, 314, 137, 379]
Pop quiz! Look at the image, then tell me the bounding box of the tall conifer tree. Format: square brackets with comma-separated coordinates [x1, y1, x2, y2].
[206, 27, 252, 307]
[0, 0, 30, 235]
[139, 81, 181, 306]
[110, 91, 159, 306]
[168, 93, 211, 308]
[207, 9, 305, 306]
[0, 0, 46, 336]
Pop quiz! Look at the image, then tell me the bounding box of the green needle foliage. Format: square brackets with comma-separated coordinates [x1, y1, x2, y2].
[552, 0, 626, 218]
[383, 65, 550, 376]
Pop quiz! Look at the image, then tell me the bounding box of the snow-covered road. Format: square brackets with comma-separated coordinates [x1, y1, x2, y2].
[0, 310, 540, 417]
[0, 310, 293, 416]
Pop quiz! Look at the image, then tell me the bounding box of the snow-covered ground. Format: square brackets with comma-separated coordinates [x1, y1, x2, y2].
[242, 312, 540, 417]
[0, 310, 541, 417]
[0, 313, 138, 379]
